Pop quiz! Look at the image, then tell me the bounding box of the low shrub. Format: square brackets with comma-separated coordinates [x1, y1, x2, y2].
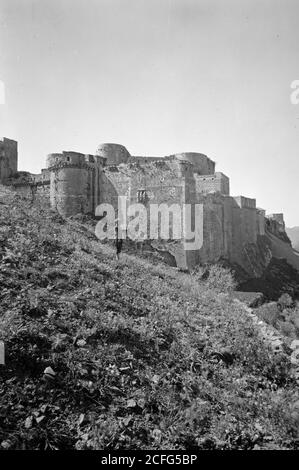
[192, 264, 237, 294]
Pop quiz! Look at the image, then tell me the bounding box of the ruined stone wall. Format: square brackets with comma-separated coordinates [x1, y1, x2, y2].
[182, 191, 266, 276]
[267, 213, 285, 226]
[195, 172, 230, 195]
[99, 159, 192, 268]
[100, 160, 187, 208]
[130, 156, 163, 164]
[99, 166, 131, 209]
[96, 143, 130, 166]
[171, 152, 215, 175]
[266, 213, 291, 244]
[192, 193, 230, 266]
[96, 158, 267, 274]
[47, 152, 99, 217]
[1, 137, 291, 277]
[35, 182, 50, 198]
[233, 196, 257, 245]
[256, 209, 266, 236]
[50, 166, 90, 216]
[8, 180, 50, 203]
[128, 160, 187, 205]
[0, 138, 18, 183]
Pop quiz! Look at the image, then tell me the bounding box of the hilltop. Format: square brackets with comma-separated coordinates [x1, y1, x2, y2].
[0, 186, 299, 450]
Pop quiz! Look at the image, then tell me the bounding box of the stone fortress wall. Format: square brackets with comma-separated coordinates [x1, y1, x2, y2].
[0, 138, 18, 183]
[0, 137, 291, 274]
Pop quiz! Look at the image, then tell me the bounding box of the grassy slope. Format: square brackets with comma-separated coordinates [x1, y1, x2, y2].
[0, 187, 298, 450]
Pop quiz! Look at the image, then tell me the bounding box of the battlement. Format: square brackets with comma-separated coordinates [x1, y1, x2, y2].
[46, 151, 103, 170]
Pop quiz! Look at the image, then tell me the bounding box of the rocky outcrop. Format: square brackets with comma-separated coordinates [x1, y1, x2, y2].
[233, 219, 299, 299]
[286, 226, 299, 251]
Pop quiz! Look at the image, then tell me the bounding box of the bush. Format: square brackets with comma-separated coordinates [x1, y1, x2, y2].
[278, 294, 294, 311]
[278, 321, 297, 338]
[256, 302, 281, 327]
[192, 264, 237, 293]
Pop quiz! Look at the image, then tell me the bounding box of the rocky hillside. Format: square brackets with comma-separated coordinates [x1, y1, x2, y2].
[286, 227, 299, 252]
[0, 187, 299, 450]
[232, 225, 299, 301]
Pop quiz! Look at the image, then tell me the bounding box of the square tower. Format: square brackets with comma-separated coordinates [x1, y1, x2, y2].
[0, 138, 18, 183]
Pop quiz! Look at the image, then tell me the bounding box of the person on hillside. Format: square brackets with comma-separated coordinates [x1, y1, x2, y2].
[114, 221, 123, 261]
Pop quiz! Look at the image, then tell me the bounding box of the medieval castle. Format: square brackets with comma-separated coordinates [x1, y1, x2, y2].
[1, 137, 298, 276]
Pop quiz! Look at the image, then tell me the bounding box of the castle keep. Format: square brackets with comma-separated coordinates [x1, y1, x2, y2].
[2, 138, 298, 275]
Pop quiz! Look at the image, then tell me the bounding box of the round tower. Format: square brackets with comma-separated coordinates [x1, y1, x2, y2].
[173, 152, 215, 175]
[96, 143, 130, 165]
[47, 151, 93, 216]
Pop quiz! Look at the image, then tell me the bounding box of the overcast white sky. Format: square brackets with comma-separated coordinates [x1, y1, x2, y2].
[0, 0, 298, 225]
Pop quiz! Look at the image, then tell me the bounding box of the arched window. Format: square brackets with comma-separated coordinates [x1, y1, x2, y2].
[137, 189, 148, 203]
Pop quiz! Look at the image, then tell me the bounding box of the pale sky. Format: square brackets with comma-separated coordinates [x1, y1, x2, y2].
[0, 0, 298, 225]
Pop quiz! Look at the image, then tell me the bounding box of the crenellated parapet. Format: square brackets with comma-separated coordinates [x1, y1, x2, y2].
[46, 151, 104, 171]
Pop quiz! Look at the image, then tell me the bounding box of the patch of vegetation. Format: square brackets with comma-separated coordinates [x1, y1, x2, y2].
[192, 264, 237, 294]
[256, 294, 299, 341]
[0, 189, 298, 450]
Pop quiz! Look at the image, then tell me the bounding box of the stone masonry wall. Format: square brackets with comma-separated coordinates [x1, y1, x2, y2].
[195, 172, 230, 195]
[0, 138, 18, 183]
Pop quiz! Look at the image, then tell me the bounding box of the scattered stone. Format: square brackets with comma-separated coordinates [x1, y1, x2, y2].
[254, 422, 264, 433]
[1, 440, 12, 450]
[78, 413, 85, 426]
[127, 399, 137, 408]
[40, 404, 49, 414]
[36, 416, 45, 424]
[233, 291, 264, 308]
[24, 416, 33, 429]
[43, 366, 56, 380]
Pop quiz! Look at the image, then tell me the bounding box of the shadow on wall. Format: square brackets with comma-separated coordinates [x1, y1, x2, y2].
[98, 172, 121, 216]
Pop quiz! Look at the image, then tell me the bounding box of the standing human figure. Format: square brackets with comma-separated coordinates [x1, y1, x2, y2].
[114, 221, 123, 261]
